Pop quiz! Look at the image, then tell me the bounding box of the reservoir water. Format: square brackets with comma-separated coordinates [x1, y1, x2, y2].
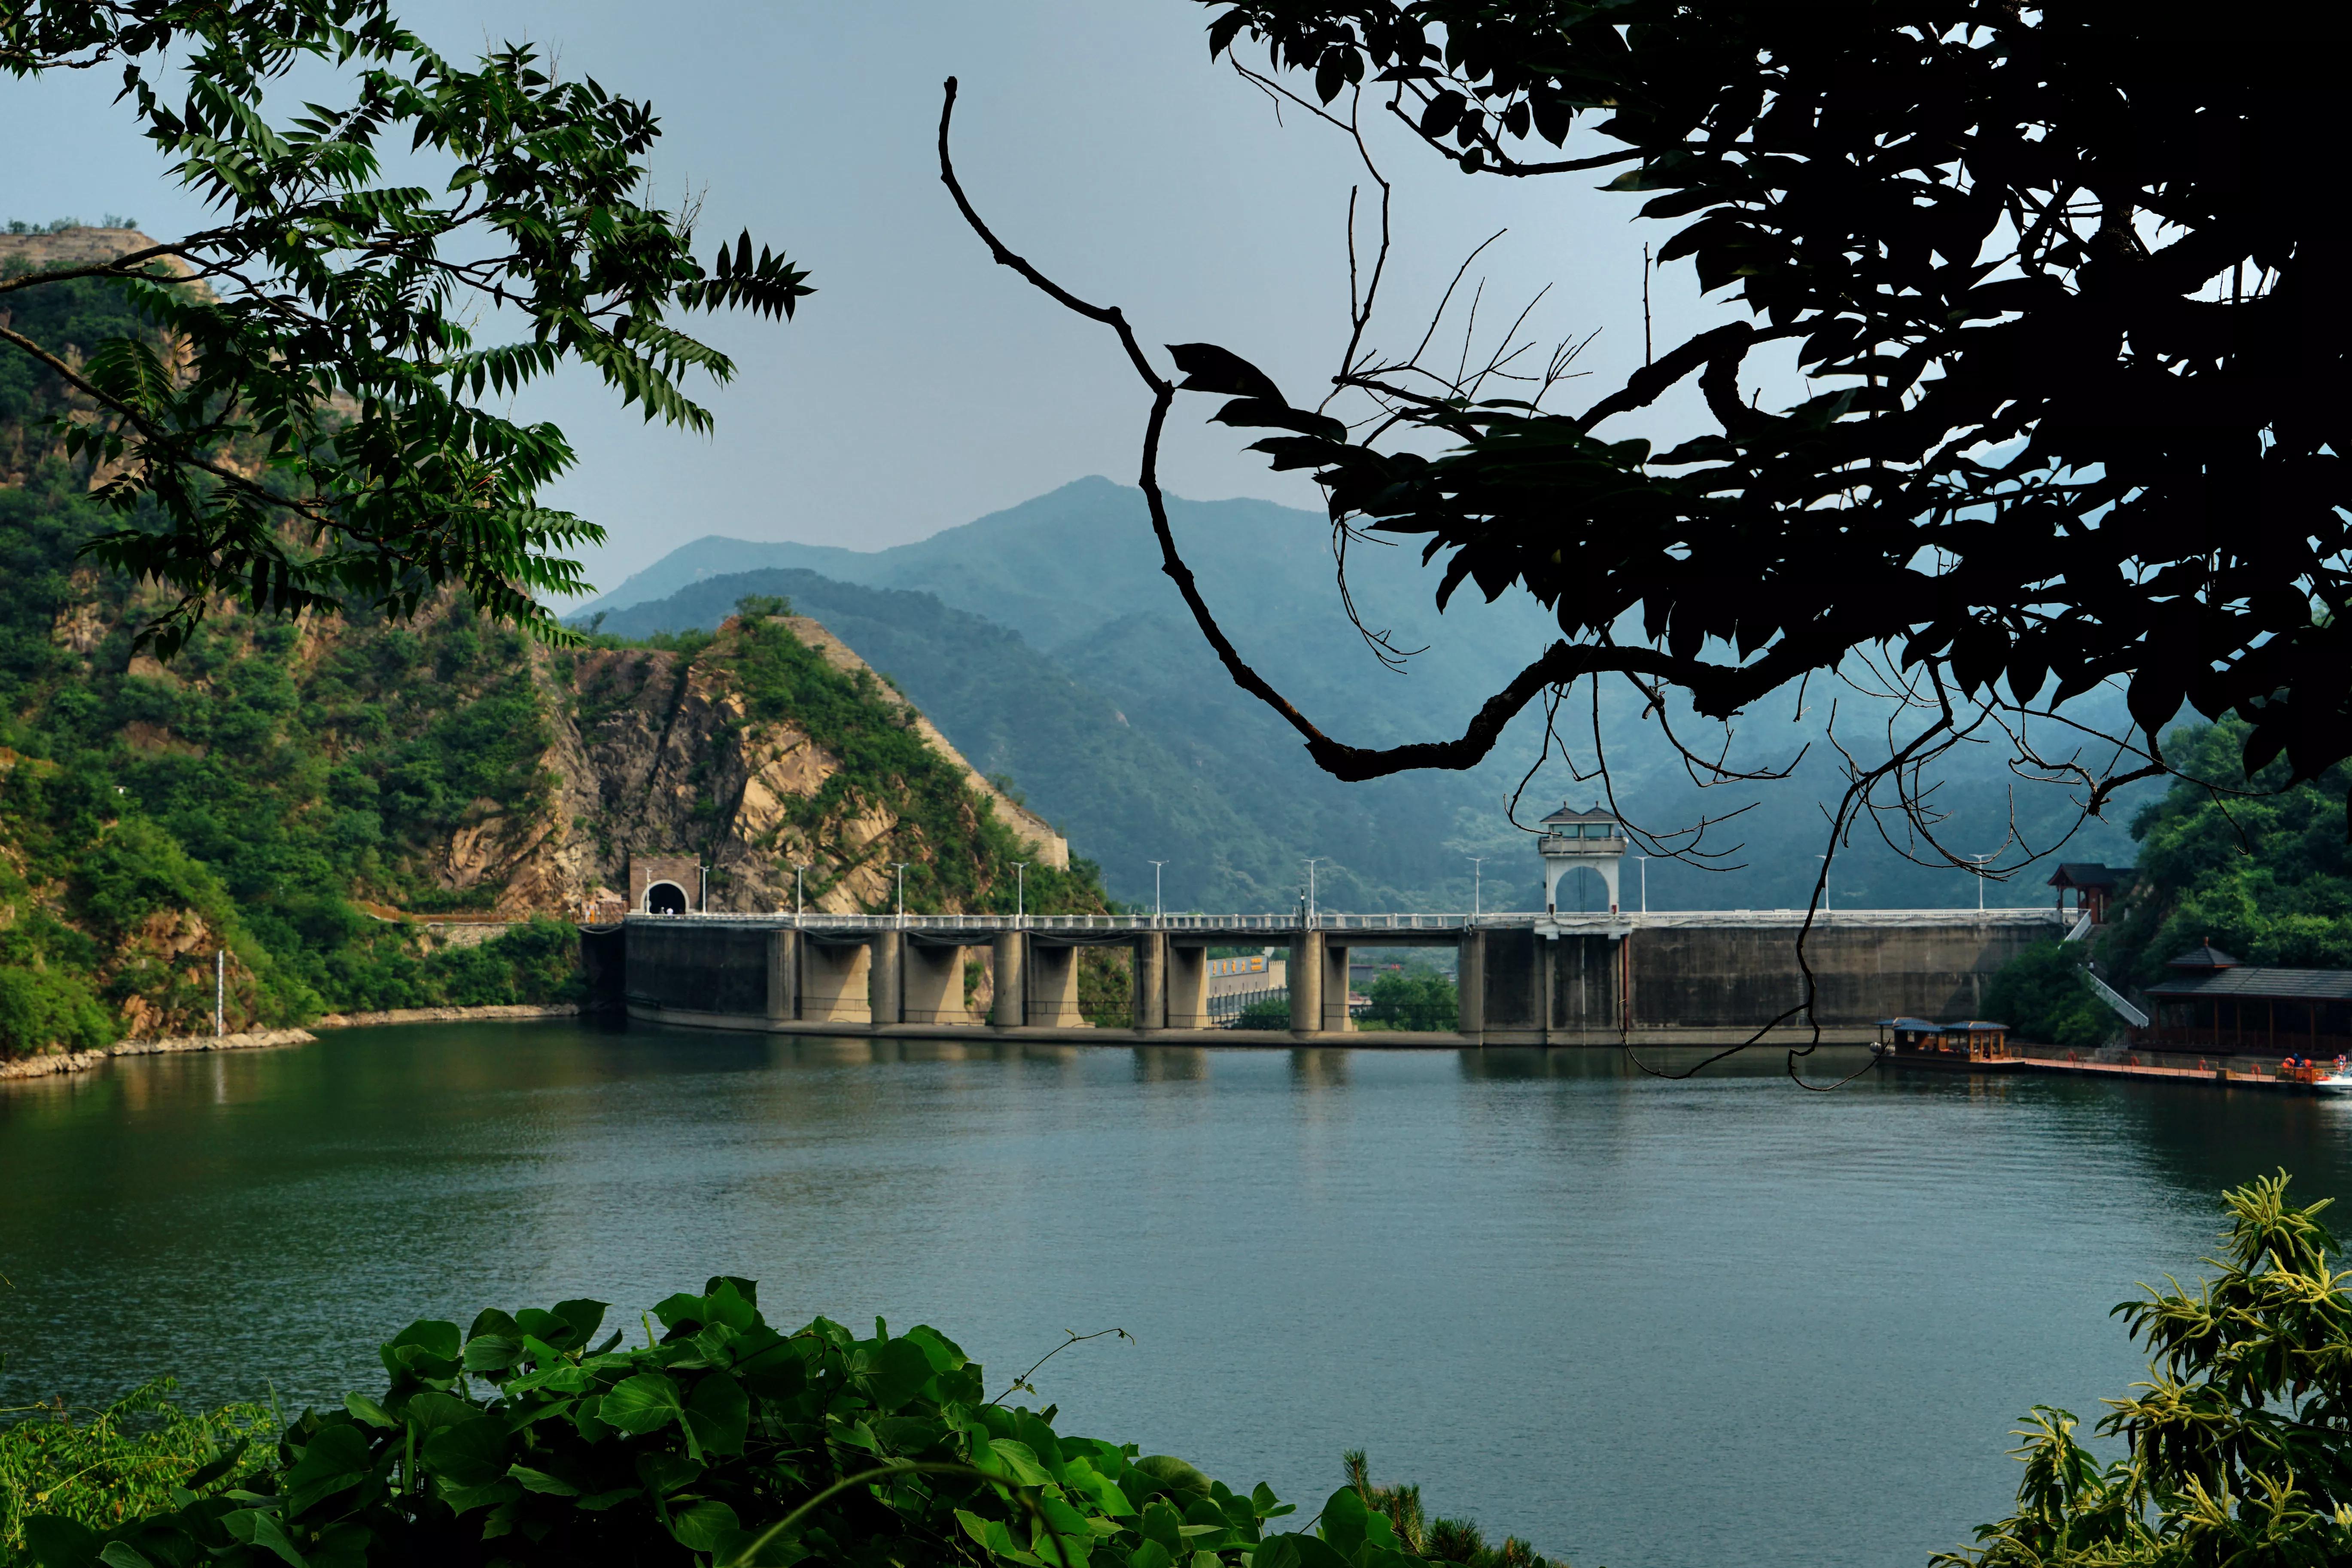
[6, 1022, 2352, 1568]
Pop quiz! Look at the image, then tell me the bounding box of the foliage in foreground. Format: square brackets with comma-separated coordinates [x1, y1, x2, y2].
[0, 1385, 274, 1553]
[1942, 1173, 2352, 1567]
[9, 1280, 1563, 1568]
[1, 0, 809, 652]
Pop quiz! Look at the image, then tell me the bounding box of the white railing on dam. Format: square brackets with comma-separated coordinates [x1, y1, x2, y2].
[636, 907, 2070, 934]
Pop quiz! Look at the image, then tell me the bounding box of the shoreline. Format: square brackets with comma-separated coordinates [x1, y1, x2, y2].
[311, 1002, 582, 1029]
[0, 1003, 584, 1083]
[0, 1027, 316, 1081]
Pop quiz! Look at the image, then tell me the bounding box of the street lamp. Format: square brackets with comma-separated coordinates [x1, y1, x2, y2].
[1966, 852, 1996, 911]
[1147, 859, 1166, 922]
[1011, 862, 1027, 925]
[793, 863, 808, 918]
[1633, 854, 1649, 914]
[1467, 856, 1485, 920]
[1303, 858, 1327, 925]
[892, 862, 911, 924]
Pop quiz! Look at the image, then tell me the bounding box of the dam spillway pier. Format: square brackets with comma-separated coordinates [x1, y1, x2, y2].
[606, 907, 2067, 1047]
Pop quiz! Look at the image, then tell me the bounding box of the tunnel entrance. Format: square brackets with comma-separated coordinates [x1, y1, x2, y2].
[645, 880, 688, 915]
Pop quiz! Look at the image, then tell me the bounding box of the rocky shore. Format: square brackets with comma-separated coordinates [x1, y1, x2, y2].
[0, 1004, 586, 1082]
[0, 1027, 316, 1081]
[310, 1002, 582, 1028]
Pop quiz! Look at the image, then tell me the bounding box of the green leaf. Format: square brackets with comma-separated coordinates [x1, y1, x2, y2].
[1317, 1488, 1367, 1557]
[21, 1517, 101, 1568]
[685, 1372, 750, 1455]
[851, 1337, 935, 1412]
[420, 1416, 510, 1488]
[600, 1371, 686, 1437]
[508, 1464, 582, 1496]
[380, 1320, 462, 1382]
[97, 1545, 154, 1568]
[283, 1424, 373, 1517]
[1132, 1456, 1212, 1504]
[461, 1334, 523, 1374]
[667, 1499, 741, 1553]
[341, 1394, 393, 1430]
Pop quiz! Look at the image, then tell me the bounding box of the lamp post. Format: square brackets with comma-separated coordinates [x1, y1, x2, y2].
[892, 862, 911, 925]
[1467, 856, 1485, 920]
[1011, 862, 1027, 925]
[1304, 858, 1326, 926]
[1634, 854, 1649, 914]
[1147, 860, 1166, 922]
[793, 864, 807, 918]
[1967, 853, 1995, 911]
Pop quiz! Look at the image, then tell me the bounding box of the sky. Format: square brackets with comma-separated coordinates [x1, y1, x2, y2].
[0, 0, 1744, 600]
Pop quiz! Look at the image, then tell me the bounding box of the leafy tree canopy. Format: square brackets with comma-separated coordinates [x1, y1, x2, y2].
[2105, 718, 2352, 983]
[0, 0, 810, 653]
[975, 4, 2346, 821]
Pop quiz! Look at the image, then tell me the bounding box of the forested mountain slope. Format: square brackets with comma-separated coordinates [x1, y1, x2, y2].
[0, 249, 1100, 1056]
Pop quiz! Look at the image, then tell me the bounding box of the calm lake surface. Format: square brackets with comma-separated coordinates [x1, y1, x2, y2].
[7, 1022, 2352, 1568]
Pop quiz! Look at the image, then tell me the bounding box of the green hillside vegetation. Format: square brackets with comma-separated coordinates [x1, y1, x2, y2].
[0, 280, 1105, 1055]
[591, 571, 1310, 910]
[1979, 717, 2351, 1041]
[2102, 718, 2352, 985]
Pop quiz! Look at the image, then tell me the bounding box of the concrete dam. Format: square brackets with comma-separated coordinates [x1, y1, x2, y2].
[601, 906, 2064, 1048]
[597, 806, 2064, 1046]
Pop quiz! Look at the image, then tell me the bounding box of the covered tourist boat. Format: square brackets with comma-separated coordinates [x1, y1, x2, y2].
[1874, 1017, 2016, 1069]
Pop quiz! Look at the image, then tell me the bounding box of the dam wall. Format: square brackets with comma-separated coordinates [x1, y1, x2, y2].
[609, 909, 2065, 1047]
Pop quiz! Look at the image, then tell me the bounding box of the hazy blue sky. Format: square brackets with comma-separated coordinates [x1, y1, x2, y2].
[2, 1, 1752, 598]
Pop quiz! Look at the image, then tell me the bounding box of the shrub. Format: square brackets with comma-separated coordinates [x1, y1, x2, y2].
[7, 1280, 1566, 1568]
[0, 1385, 273, 1555]
[1981, 942, 2114, 1051]
[1943, 1174, 2352, 1566]
[1357, 974, 1457, 1032]
[0, 964, 116, 1056]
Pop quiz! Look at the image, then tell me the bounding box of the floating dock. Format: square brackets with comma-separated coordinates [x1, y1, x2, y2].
[1879, 1050, 2341, 1093]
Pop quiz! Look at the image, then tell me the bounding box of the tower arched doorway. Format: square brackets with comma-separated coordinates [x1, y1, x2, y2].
[645, 880, 688, 915]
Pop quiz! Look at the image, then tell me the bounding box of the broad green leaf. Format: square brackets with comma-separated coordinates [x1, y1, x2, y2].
[283, 1424, 373, 1518]
[850, 1336, 935, 1411]
[97, 1544, 155, 1568]
[21, 1517, 101, 1568]
[1317, 1489, 1366, 1557]
[667, 1499, 741, 1553]
[462, 1334, 523, 1374]
[341, 1394, 393, 1429]
[979, 1438, 1055, 1487]
[1140, 1501, 1185, 1556]
[420, 1416, 510, 1488]
[1132, 1456, 1211, 1503]
[685, 1372, 750, 1455]
[508, 1464, 581, 1496]
[600, 1371, 686, 1437]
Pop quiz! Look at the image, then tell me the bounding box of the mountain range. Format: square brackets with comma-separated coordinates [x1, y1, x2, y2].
[576, 478, 2150, 913]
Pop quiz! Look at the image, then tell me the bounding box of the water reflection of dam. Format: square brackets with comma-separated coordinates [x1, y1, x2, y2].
[598, 907, 2064, 1047]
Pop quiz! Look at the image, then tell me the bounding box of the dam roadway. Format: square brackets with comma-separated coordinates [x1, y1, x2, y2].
[600, 908, 2066, 1047]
